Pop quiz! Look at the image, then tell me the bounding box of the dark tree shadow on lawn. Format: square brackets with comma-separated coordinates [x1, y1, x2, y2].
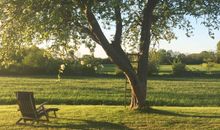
[33, 117, 133, 130]
[141, 107, 220, 119]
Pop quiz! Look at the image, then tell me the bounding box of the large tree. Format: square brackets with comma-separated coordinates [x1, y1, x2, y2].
[0, 0, 219, 109]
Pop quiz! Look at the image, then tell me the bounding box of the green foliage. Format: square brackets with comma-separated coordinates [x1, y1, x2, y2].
[158, 49, 172, 65]
[22, 46, 48, 68]
[157, 49, 187, 65]
[157, 49, 218, 65]
[200, 51, 216, 63]
[184, 53, 203, 64]
[0, 0, 219, 60]
[172, 59, 187, 75]
[148, 49, 160, 75]
[0, 46, 62, 75]
[80, 55, 104, 74]
[0, 46, 105, 76]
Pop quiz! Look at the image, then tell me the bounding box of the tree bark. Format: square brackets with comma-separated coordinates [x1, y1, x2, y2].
[128, 76, 146, 109]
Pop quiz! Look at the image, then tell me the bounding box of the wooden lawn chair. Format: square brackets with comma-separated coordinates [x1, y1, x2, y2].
[15, 92, 59, 125]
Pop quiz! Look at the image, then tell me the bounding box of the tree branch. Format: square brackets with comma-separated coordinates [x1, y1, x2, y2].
[113, 2, 122, 45]
[140, 0, 158, 51]
[74, 21, 101, 44]
[83, 3, 136, 76]
[81, 27, 101, 44]
[137, 0, 159, 82]
[84, 5, 110, 46]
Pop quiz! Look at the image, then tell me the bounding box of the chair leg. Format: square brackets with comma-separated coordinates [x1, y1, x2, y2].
[54, 111, 57, 117]
[16, 118, 22, 125]
[45, 114, 49, 122]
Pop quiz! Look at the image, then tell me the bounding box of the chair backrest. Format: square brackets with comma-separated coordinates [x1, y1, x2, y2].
[15, 92, 38, 119]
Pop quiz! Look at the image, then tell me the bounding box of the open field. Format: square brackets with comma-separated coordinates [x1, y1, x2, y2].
[101, 64, 220, 75]
[1, 105, 220, 130]
[1, 76, 220, 106]
[159, 64, 220, 74]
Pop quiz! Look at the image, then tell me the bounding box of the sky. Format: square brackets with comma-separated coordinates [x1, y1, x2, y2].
[78, 20, 220, 59]
[158, 24, 220, 54]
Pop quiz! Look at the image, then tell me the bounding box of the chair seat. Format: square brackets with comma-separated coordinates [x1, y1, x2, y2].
[45, 108, 59, 118]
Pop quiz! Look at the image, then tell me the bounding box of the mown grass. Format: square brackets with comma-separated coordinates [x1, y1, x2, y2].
[1, 105, 220, 130]
[1, 76, 220, 106]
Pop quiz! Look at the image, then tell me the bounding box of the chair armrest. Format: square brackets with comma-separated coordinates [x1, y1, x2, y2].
[36, 102, 48, 110]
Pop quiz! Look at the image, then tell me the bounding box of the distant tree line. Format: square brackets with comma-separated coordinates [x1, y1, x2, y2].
[0, 40, 219, 76]
[158, 41, 220, 65]
[157, 49, 216, 65]
[0, 46, 107, 75]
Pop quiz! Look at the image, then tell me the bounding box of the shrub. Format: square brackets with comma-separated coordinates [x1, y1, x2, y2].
[148, 60, 159, 75]
[172, 59, 186, 75]
[148, 50, 160, 75]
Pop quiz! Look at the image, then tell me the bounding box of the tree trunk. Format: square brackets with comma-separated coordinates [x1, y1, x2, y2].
[125, 73, 147, 109]
[128, 0, 158, 109]
[130, 85, 146, 109]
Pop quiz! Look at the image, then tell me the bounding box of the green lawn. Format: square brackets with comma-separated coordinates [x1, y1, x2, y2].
[1, 76, 220, 129]
[1, 76, 220, 106]
[1, 105, 220, 130]
[159, 64, 220, 74]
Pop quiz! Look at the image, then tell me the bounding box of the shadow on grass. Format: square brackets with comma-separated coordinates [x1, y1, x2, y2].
[141, 107, 220, 119]
[33, 118, 133, 130]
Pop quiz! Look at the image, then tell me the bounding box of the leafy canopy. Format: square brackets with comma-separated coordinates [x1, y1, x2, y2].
[0, 0, 219, 59]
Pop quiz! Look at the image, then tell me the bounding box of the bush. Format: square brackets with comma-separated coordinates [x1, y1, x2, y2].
[60, 62, 96, 76]
[148, 50, 160, 75]
[172, 59, 187, 75]
[148, 60, 159, 75]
